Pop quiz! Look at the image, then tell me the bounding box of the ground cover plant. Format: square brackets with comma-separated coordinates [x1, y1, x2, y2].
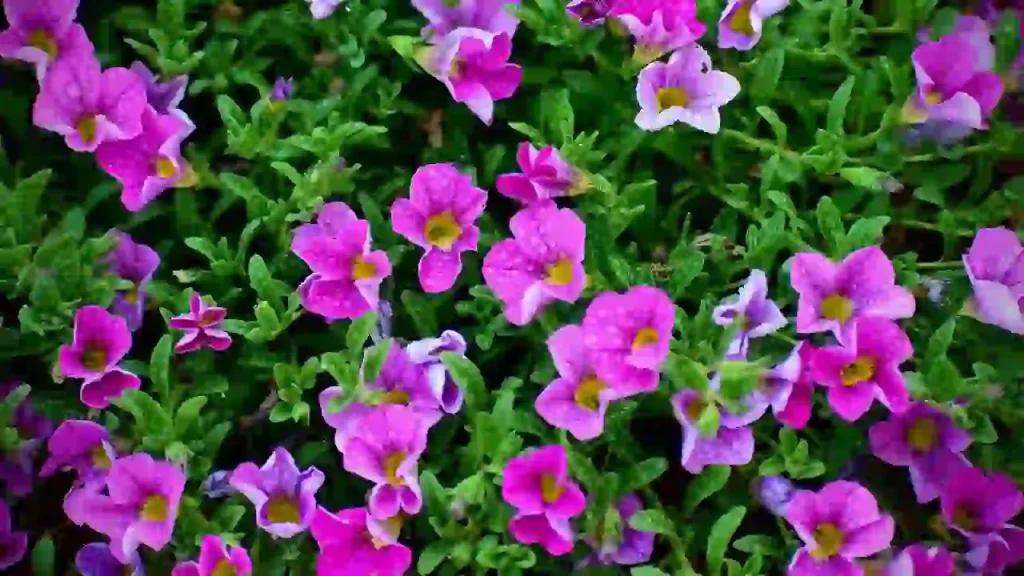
[0, 0, 1023, 574]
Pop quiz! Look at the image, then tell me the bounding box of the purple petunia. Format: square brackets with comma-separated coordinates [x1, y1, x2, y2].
[128, 61, 188, 114]
[229, 447, 325, 539]
[104, 231, 160, 331]
[712, 269, 786, 356]
[58, 305, 141, 409]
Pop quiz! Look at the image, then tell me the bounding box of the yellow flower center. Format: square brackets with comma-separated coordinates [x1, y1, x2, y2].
[574, 376, 607, 411]
[953, 505, 976, 531]
[820, 294, 853, 323]
[28, 30, 59, 59]
[384, 452, 406, 486]
[77, 115, 98, 144]
[810, 522, 844, 559]
[423, 211, 461, 250]
[155, 156, 177, 178]
[655, 87, 689, 112]
[632, 328, 659, 350]
[378, 389, 411, 405]
[265, 494, 300, 524]
[841, 357, 876, 387]
[370, 514, 405, 548]
[546, 260, 574, 286]
[539, 473, 564, 504]
[124, 285, 140, 305]
[352, 256, 377, 280]
[734, 313, 751, 331]
[906, 416, 938, 452]
[140, 495, 169, 522]
[729, 1, 755, 35]
[448, 58, 461, 78]
[924, 89, 944, 105]
[91, 445, 112, 469]
[686, 398, 707, 421]
[81, 348, 107, 372]
[211, 560, 237, 576]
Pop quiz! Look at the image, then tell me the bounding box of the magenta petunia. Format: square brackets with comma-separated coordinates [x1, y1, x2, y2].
[808, 317, 912, 422]
[170, 534, 252, 576]
[580, 494, 655, 567]
[773, 342, 816, 429]
[420, 27, 522, 125]
[169, 293, 232, 354]
[96, 105, 196, 213]
[942, 466, 1024, 574]
[567, 0, 617, 26]
[104, 231, 160, 331]
[712, 269, 787, 356]
[496, 142, 588, 204]
[63, 453, 185, 563]
[482, 201, 587, 325]
[58, 305, 141, 409]
[509, 512, 576, 556]
[229, 447, 325, 539]
[717, 0, 788, 51]
[0, 0, 93, 81]
[501, 445, 586, 518]
[311, 506, 412, 576]
[405, 330, 467, 414]
[789, 246, 916, 339]
[340, 404, 430, 519]
[581, 286, 675, 397]
[128, 61, 188, 114]
[962, 227, 1024, 335]
[412, 0, 520, 40]
[609, 0, 705, 62]
[784, 481, 895, 576]
[40, 419, 116, 483]
[868, 402, 972, 503]
[635, 43, 741, 133]
[32, 51, 147, 152]
[671, 389, 755, 473]
[292, 202, 392, 320]
[391, 163, 487, 293]
[884, 545, 956, 576]
[0, 501, 27, 571]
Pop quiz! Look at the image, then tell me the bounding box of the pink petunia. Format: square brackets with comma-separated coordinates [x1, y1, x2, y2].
[773, 342, 816, 429]
[412, 0, 520, 40]
[104, 231, 160, 332]
[609, 0, 705, 63]
[941, 466, 1024, 574]
[391, 163, 487, 293]
[482, 201, 587, 325]
[58, 305, 141, 409]
[961, 227, 1024, 335]
[0, 0, 93, 81]
[717, 0, 788, 51]
[502, 445, 586, 556]
[229, 447, 325, 539]
[884, 545, 956, 576]
[170, 535, 252, 576]
[40, 419, 116, 483]
[169, 293, 232, 354]
[635, 43, 741, 133]
[311, 506, 412, 576]
[496, 142, 588, 204]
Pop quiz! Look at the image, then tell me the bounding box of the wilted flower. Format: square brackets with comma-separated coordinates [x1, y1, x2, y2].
[405, 330, 467, 413]
[635, 43, 741, 133]
[567, 0, 616, 26]
[868, 403, 972, 503]
[412, 0, 520, 40]
[784, 481, 895, 575]
[391, 163, 487, 293]
[311, 506, 412, 575]
[340, 405, 430, 519]
[754, 476, 795, 516]
[0, 0, 93, 81]
[307, 0, 345, 19]
[58, 305, 141, 409]
[201, 469, 234, 499]
[104, 231, 160, 331]
[609, 0, 705, 62]
[581, 285, 675, 397]
[961, 227, 1024, 335]
[170, 535, 252, 576]
[741, 342, 810, 427]
[229, 447, 325, 539]
[502, 445, 586, 556]
[40, 420, 116, 483]
[170, 293, 232, 354]
[420, 28, 522, 125]
[671, 388, 755, 473]
[789, 246, 916, 339]
[580, 494, 654, 566]
[941, 465, 1023, 536]
[718, 0, 788, 51]
[496, 142, 588, 204]
[292, 202, 392, 320]
[33, 52, 147, 152]
[808, 317, 912, 422]
[0, 502, 27, 570]
[712, 269, 786, 356]
[74, 542, 144, 576]
[483, 201, 587, 325]
[128, 61, 188, 114]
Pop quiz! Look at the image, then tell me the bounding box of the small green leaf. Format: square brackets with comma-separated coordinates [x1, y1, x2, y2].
[697, 402, 721, 438]
[419, 470, 447, 515]
[361, 339, 393, 383]
[630, 567, 670, 576]
[417, 541, 450, 575]
[683, 466, 731, 513]
[623, 457, 669, 492]
[440, 352, 487, 412]
[628, 509, 676, 536]
[751, 47, 785, 103]
[846, 216, 890, 250]
[150, 334, 173, 402]
[347, 312, 378, 356]
[815, 196, 846, 256]
[31, 534, 55, 576]
[925, 318, 956, 362]
[174, 396, 208, 436]
[756, 106, 787, 145]
[707, 506, 748, 576]
[827, 76, 856, 135]
[839, 167, 891, 193]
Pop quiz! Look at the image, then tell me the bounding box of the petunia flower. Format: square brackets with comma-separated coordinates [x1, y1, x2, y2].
[609, 0, 706, 63]
[308, 0, 345, 19]
[405, 330, 467, 414]
[340, 404, 430, 519]
[961, 227, 1024, 335]
[0, 0, 93, 81]
[868, 402, 972, 503]
[292, 202, 392, 320]
[717, 0, 788, 51]
[916, 15, 995, 72]
[270, 77, 293, 102]
[580, 494, 655, 567]
[509, 512, 577, 556]
[128, 61, 188, 114]
[784, 481, 895, 576]
[789, 246, 916, 339]
[940, 466, 1024, 573]
[671, 389, 755, 473]
[808, 317, 912, 422]
[741, 342, 807, 426]
[391, 163, 487, 293]
[58, 305, 141, 409]
[32, 52, 147, 152]
[169, 293, 232, 354]
[754, 476, 795, 517]
[64, 453, 185, 563]
[535, 324, 618, 441]
[712, 269, 786, 356]
[75, 542, 144, 576]
[104, 231, 160, 331]
[201, 470, 234, 499]
[311, 506, 412, 576]
[412, 0, 520, 40]
[502, 445, 586, 556]
[419, 27, 522, 125]
[482, 201, 587, 325]
[634, 43, 741, 133]
[581, 285, 675, 397]
[95, 105, 196, 213]
[567, 0, 617, 26]
[229, 447, 325, 539]
[882, 545, 955, 576]
[170, 535, 252, 576]
[496, 142, 588, 204]
[0, 502, 27, 571]
[40, 419, 116, 483]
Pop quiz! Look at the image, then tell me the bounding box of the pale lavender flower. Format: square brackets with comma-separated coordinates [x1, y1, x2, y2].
[635, 43, 740, 133]
[712, 269, 786, 356]
[405, 330, 467, 414]
[271, 77, 293, 102]
[104, 231, 160, 331]
[754, 476, 795, 516]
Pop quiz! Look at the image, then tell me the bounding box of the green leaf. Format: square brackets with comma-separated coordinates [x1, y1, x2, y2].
[361, 338, 393, 383]
[827, 76, 856, 136]
[31, 534, 55, 576]
[697, 402, 721, 438]
[751, 47, 785, 103]
[417, 541, 450, 575]
[254, 301, 279, 333]
[628, 509, 676, 536]
[756, 106, 787, 146]
[664, 355, 709, 393]
[683, 466, 731, 513]
[150, 334, 172, 402]
[347, 312, 378, 356]
[630, 568, 670, 576]
[623, 457, 669, 492]
[419, 470, 447, 515]
[839, 167, 891, 192]
[667, 243, 705, 299]
[248, 255, 279, 303]
[174, 396, 208, 436]
[440, 352, 487, 412]
[815, 196, 846, 256]
[846, 216, 890, 250]
[707, 506, 747, 576]
[996, 9, 1023, 71]
[925, 318, 956, 362]
[0, 384, 30, 427]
